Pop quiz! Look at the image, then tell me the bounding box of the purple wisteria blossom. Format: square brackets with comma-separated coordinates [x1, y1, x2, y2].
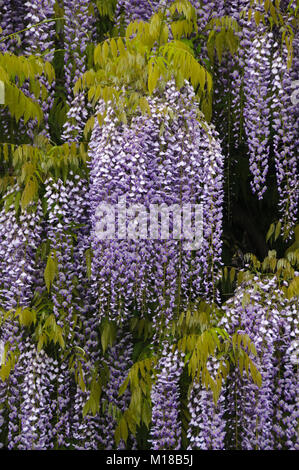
[187, 358, 226, 449]
[61, 0, 96, 142]
[150, 345, 184, 450]
[16, 342, 56, 450]
[88, 80, 224, 329]
[0, 0, 27, 137]
[222, 0, 257, 148]
[219, 276, 299, 450]
[23, 0, 56, 139]
[114, 0, 158, 32]
[97, 332, 135, 450]
[0, 189, 44, 449]
[43, 175, 93, 448]
[0, 0, 26, 53]
[186, 273, 298, 450]
[271, 42, 299, 237]
[243, 31, 272, 199]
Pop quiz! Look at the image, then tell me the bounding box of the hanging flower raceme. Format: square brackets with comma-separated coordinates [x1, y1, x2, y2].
[0, 187, 44, 449]
[243, 31, 272, 199]
[0, 1, 14, 53]
[97, 332, 135, 450]
[187, 357, 226, 450]
[220, 274, 299, 450]
[210, 1, 298, 232]
[114, 0, 158, 32]
[15, 341, 56, 450]
[150, 345, 184, 450]
[51, 174, 104, 451]
[61, 0, 96, 142]
[44, 174, 93, 448]
[23, 0, 56, 139]
[0, 191, 43, 312]
[211, 0, 263, 151]
[0, 0, 28, 138]
[0, 0, 26, 53]
[185, 255, 298, 451]
[271, 42, 299, 238]
[193, 0, 225, 28]
[88, 81, 224, 330]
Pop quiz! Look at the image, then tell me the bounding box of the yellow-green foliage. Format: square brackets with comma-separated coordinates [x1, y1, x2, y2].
[96, 0, 117, 20]
[240, 245, 299, 300]
[76, 1, 214, 125]
[0, 139, 88, 209]
[91, 299, 263, 445]
[205, 16, 241, 63]
[0, 52, 54, 124]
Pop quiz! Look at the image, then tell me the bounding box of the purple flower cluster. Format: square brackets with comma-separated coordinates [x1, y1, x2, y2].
[15, 342, 56, 450]
[72, 330, 136, 450]
[150, 345, 183, 450]
[187, 357, 226, 449]
[0, 191, 43, 311]
[0, 188, 44, 449]
[209, 1, 298, 229]
[0, 0, 298, 452]
[88, 80, 224, 328]
[45, 178, 78, 328]
[0, 0, 28, 137]
[24, 0, 55, 60]
[0, 1, 14, 53]
[186, 270, 298, 450]
[44, 175, 94, 447]
[223, 0, 257, 147]
[271, 42, 299, 237]
[97, 333, 135, 450]
[193, 0, 225, 27]
[23, 0, 56, 139]
[114, 0, 158, 32]
[61, 0, 96, 142]
[0, 0, 26, 53]
[218, 276, 299, 450]
[243, 32, 272, 199]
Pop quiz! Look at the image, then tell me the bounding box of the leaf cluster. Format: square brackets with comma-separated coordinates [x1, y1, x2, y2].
[76, 1, 213, 126]
[0, 52, 54, 125]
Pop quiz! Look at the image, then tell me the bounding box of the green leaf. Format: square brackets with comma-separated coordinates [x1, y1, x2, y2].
[149, 13, 161, 39]
[274, 221, 281, 241]
[17, 308, 36, 327]
[141, 399, 152, 428]
[120, 416, 128, 443]
[82, 400, 90, 418]
[102, 41, 109, 60]
[44, 253, 57, 292]
[0, 80, 4, 104]
[115, 423, 121, 445]
[84, 115, 95, 139]
[254, 10, 261, 26]
[241, 292, 250, 308]
[85, 248, 92, 279]
[101, 320, 116, 353]
[21, 176, 38, 209]
[119, 376, 130, 396]
[110, 38, 118, 58]
[266, 223, 275, 242]
[37, 333, 45, 353]
[215, 30, 225, 63]
[206, 72, 212, 93]
[148, 60, 160, 95]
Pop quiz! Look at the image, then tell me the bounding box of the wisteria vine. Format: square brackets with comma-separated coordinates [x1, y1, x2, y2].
[0, 0, 298, 451]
